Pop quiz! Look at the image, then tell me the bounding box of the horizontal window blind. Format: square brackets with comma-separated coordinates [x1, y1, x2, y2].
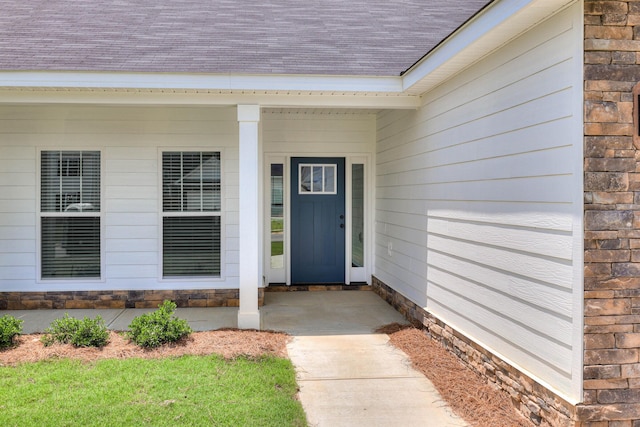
[163, 217, 221, 277]
[41, 151, 100, 212]
[40, 151, 101, 279]
[41, 217, 100, 278]
[163, 152, 221, 212]
[162, 151, 221, 278]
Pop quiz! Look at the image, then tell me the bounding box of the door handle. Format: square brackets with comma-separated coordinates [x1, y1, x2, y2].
[339, 214, 344, 220]
[340, 224, 344, 229]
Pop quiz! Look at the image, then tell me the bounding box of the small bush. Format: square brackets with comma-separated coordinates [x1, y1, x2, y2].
[0, 315, 23, 349]
[70, 316, 110, 347]
[127, 300, 192, 348]
[42, 314, 109, 348]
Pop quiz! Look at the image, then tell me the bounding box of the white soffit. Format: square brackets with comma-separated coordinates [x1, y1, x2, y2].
[402, 0, 577, 95]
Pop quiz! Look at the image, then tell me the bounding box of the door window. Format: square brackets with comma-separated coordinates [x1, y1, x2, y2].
[270, 164, 284, 269]
[299, 164, 337, 194]
[352, 164, 364, 268]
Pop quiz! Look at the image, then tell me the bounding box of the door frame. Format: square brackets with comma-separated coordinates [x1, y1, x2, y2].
[263, 153, 371, 286]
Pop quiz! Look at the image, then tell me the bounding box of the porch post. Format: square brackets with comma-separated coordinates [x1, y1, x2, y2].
[237, 105, 261, 330]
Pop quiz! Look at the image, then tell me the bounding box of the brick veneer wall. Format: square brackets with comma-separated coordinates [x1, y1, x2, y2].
[0, 288, 264, 310]
[584, 1, 640, 425]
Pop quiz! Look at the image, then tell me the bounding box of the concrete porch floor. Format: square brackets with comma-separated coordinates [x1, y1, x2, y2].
[3, 290, 466, 426]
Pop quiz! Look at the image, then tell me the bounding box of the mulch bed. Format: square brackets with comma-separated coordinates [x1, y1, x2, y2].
[377, 323, 534, 427]
[0, 330, 288, 366]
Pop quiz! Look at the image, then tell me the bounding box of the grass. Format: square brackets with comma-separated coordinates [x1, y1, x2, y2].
[271, 241, 283, 256]
[0, 355, 307, 427]
[271, 218, 283, 232]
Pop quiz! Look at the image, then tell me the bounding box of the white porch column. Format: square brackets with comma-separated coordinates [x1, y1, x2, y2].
[237, 105, 261, 329]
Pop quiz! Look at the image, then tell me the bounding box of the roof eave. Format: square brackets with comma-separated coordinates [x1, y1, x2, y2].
[402, 0, 578, 95]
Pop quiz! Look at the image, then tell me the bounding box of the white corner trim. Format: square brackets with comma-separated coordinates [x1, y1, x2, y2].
[402, 0, 576, 94]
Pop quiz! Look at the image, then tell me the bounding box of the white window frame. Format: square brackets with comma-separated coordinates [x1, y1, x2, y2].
[159, 149, 224, 281]
[264, 155, 287, 284]
[37, 148, 104, 283]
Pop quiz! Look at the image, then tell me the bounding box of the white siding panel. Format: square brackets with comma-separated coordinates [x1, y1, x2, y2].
[106, 238, 157, 253]
[0, 266, 36, 280]
[263, 110, 375, 155]
[0, 200, 34, 213]
[0, 240, 35, 253]
[428, 250, 572, 317]
[375, 4, 582, 401]
[107, 265, 158, 279]
[428, 234, 573, 289]
[0, 226, 36, 240]
[0, 160, 36, 173]
[428, 267, 572, 345]
[428, 202, 574, 232]
[0, 253, 36, 266]
[105, 213, 158, 227]
[428, 217, 573, 260]
[427, 293, 573, 382]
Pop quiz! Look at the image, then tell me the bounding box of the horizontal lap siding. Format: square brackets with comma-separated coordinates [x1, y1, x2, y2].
[0, 145, 37, 285]
[0, 105, 239, 291]
[262, 110, 375, 155]
[376, 4, 581, 400]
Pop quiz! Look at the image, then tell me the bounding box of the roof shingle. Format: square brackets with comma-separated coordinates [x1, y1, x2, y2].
[0, 0, 491, 76]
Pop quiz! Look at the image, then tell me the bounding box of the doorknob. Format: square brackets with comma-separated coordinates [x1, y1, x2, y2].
[340, 224, 344, 229]
[339, 214, 344, 220]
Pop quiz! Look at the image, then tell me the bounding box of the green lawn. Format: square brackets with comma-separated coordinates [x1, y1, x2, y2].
[0, 355, 307, 427]
[271, 218, 283, 232]
[271, 241, 284, 256]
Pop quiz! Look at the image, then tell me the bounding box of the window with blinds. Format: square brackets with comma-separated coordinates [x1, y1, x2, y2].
[40, 151, 101, 279]
[162, 152, 221, 277]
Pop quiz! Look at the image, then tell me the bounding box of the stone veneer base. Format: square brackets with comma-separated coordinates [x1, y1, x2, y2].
[0, 288, 264, 310]
[265, 283, 372, 292]
[372, 276, 580, 427]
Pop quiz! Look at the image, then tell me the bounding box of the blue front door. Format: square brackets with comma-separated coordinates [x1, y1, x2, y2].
[291, 157, 345, 283]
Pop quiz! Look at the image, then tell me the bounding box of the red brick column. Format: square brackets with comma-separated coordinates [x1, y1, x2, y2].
[583, 1, 640, 425]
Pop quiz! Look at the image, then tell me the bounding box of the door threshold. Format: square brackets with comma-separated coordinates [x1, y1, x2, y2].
[265, 283, 371, 292]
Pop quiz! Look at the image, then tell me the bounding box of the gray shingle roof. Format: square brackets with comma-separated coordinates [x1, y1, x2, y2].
[0, 0, 491, 76]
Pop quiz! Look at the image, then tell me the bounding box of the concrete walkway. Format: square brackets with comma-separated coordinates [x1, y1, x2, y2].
[3, 290, 466, 427]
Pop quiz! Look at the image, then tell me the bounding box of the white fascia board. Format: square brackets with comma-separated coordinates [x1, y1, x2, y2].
[0, 71, 403, 93]
[0, 71, 418, 108]
[402, 0, 575, 95]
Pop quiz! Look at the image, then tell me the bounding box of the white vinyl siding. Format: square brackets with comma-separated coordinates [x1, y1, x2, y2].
[375, 4, 582, 401]
[0, 105, 239, 291]
[262, 110, 375, 155]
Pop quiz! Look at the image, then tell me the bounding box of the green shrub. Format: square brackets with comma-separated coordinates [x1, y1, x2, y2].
[127, 300, 192, 348]
[0, 315, 23, 349]
[41, 314, 109, 348]
[70, 316, 110, 347]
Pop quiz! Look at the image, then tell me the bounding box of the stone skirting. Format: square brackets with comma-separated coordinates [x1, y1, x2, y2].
[0, 288, 264, 310]
[265, 284, 372, 292]
[372, 276, 578, 427]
